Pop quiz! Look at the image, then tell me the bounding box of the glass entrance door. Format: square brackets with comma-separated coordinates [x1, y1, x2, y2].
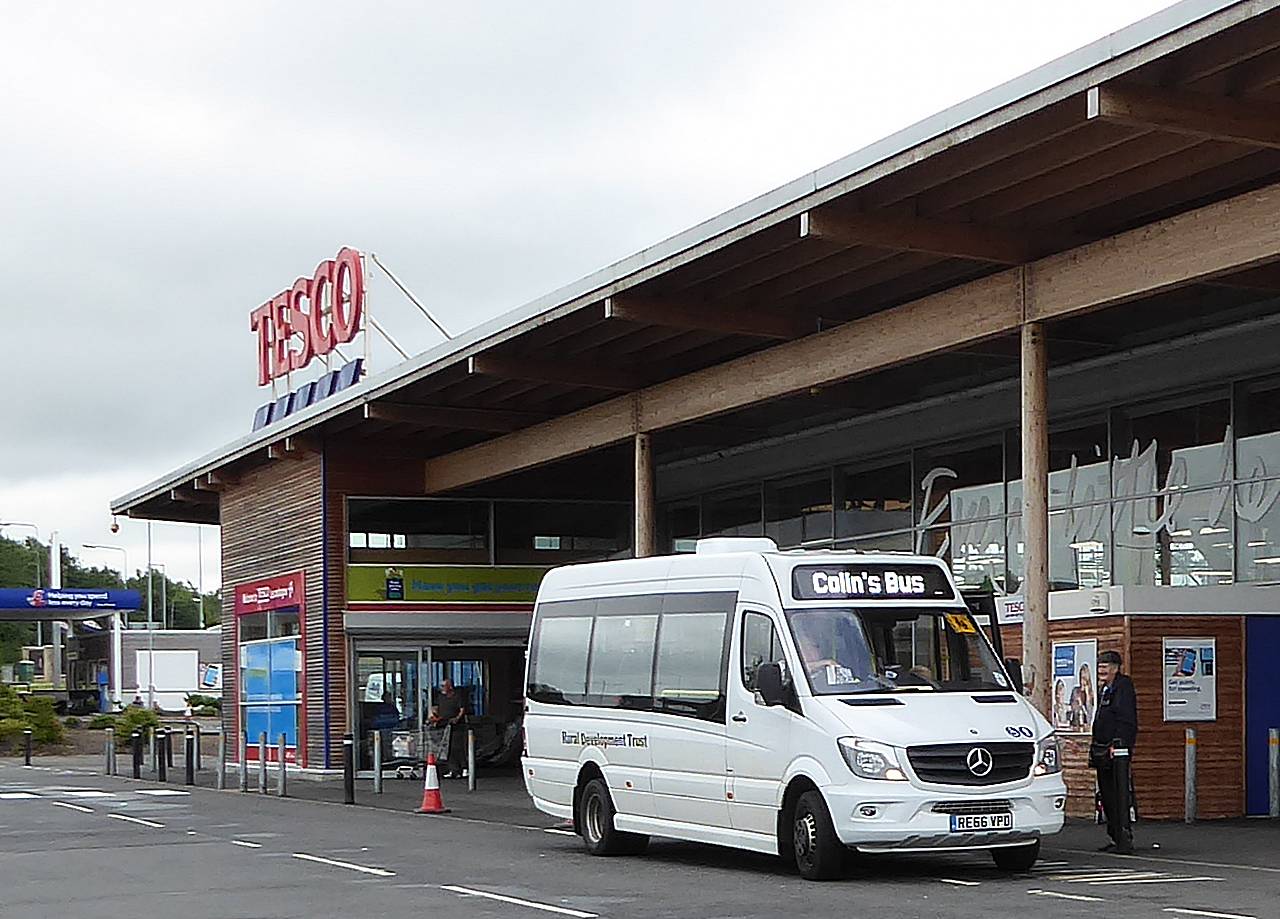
[354, 650, 423, 771]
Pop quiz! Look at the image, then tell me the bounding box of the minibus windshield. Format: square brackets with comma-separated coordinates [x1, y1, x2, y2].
[786, 607, 1009, 694]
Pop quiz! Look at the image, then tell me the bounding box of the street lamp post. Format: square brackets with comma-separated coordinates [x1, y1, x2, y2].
[146, 521, 155, 709]
[154, 563, 168, 630]
[82, 544, 129, 712]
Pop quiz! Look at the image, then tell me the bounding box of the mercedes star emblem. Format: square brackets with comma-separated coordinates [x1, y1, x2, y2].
[966, 746, 994, 777]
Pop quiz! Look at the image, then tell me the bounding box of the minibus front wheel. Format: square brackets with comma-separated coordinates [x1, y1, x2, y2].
[791, 790, 844, 881]
[578, 777, 649, 856]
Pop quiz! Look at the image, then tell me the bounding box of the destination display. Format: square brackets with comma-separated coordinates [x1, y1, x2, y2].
[791, 564, 954, 601]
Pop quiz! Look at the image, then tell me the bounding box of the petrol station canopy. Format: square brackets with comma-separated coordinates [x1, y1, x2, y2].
[113, 0, 1280, 524]
[0, 589, 141, 622]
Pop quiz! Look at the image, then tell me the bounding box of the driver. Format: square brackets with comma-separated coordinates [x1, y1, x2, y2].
[795, 624, 868, 691]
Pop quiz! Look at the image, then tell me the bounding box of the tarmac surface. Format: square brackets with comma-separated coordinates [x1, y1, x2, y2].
[2, 754, 1277, 919]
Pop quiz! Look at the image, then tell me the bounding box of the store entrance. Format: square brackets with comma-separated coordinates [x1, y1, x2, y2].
[352, 642, 525, 774]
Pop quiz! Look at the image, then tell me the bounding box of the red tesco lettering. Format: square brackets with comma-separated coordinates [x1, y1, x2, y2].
[250, 248, 363, 386]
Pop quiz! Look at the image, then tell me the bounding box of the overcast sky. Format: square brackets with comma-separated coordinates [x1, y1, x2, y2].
[0, 0, 1176, 591]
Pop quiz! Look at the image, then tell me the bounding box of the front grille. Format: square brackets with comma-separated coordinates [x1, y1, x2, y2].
[931, 799, 1013, 815]
[907, 742, 1033, 786]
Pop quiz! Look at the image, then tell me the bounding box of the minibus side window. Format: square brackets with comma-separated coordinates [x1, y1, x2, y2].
[586, 615, 658, 709]
[528, 614, 593, 705]
[653, 611, 729, 722]
[741, 610, 785, 692]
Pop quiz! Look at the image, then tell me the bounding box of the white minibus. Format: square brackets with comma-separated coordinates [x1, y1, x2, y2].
[522, 537, 1066, 879]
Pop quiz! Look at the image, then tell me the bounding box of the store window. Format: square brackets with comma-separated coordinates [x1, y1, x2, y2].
[659, 503, 700, 554]
[834, 460, 912, 539]
[348, 499, 488, 564]
[239, 606, 302, 761]
[494, 501, 630, 565]
[1113, 395, 1231, 497]
[914, 439, 1004, 528]
[765, 473, 832, 548]
[703, 487, 762, 538]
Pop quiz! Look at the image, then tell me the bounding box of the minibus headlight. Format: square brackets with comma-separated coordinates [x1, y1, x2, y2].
[838, 737, 907, 781]
[1033, 734, 1062, 776]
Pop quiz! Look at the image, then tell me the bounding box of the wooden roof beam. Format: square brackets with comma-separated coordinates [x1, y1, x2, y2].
[169, 487, 217, 504]
[603, 295, 812, 340]
[364, 401, 552, 433]
[1087, 83, 1280, 149]
[467, 354, 643, 392]
[799, 208, 1064, 264]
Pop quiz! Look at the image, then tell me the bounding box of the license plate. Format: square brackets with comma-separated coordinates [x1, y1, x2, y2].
[950, 812, 1013, 832]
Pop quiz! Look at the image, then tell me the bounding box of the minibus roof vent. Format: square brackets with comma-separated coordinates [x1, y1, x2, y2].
[694, 537, 779, 555]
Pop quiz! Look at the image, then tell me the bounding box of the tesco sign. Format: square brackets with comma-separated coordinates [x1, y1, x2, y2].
[250, 247, 364, 386]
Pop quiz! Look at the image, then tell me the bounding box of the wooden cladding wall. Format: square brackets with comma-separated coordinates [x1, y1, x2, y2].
[1128, 616, 1244, 820]
[1000, 616, 1127, 819]
[220, 453, 326, 767]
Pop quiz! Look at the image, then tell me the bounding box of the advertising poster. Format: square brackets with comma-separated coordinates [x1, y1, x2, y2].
[1050, 639, 1097, 734]
[1163, 637, 1217, 722]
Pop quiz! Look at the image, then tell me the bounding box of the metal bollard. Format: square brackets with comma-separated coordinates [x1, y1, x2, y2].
[467, 728, 476, 793]
[157, 729, 168, 782]
[184, 728, 195, 786]
[167, 727, 175, 769]
[131, 730, 142, 779]
[276, 734, 287, 797]
[257, 732, 267, 794]
[342, 733, 355, 805]
[1184, 727, 1197, 824]
[194, 723, 202, 772]
[148, 727, 156, 773]
[238, 731, 248, 792]
[104, 727, 115, 776]
[23, 728, 32, 766]
[372, 730, 382, 795]
[1269, 727, 1278, 819]
[216, 730, 226, 791]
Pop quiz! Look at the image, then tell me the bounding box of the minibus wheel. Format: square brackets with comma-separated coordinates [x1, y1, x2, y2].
[991, 840, 1040, 871]
[578, 778, 649, 856]
[792, 790, 843, 880]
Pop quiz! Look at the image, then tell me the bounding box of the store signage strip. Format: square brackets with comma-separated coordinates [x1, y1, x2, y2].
[234, 572, 306, 616]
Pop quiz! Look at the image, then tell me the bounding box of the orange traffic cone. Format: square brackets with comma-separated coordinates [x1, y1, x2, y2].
[417, 753, 450, 814]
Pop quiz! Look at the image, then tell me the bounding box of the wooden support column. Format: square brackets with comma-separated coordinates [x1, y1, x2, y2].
[634, 432, 656, 558]
[1020, 320, 1051, 718]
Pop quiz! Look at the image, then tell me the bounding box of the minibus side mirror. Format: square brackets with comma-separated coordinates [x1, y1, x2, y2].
[1003, 658, 1024, 694]
[756, 662, 786, 707]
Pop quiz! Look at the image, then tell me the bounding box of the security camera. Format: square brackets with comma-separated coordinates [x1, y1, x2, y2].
[110, 521, 120, 534]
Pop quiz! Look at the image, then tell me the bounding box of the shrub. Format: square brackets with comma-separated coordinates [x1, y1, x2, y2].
[63, 716, 82, 729]
[89, 714, 118, 730]
[0, 686, 65, 746]
[194, 706, 219, 717]
[185, 693, 221, 712]
[116, 707, 161, 738]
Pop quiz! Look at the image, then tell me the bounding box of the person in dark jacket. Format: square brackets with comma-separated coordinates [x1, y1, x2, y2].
[1092, 650, 1138, 853]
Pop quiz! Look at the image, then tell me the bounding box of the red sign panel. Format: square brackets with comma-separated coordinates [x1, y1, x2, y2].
[250, 247, 364, 386]
[234, 572, 305, 616]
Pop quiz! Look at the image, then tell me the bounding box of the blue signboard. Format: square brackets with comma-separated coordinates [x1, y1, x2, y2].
[0, 588, 141, 611]
[252, 358, 363, 431]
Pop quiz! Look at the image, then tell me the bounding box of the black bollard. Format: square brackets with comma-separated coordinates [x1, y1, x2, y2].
[167, 727, 175, 769]
[23, 728, 32, 766]
[1113, 745, 1134, 852]
[185, 728, 195, 786]
[193, 723, 201, 772]
[342, 733, 355, 805]
[132, 730, 142, 779]
[157, 729, 168, 782]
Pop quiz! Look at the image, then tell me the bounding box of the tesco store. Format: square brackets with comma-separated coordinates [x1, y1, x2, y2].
[114, 2, 1280, 816]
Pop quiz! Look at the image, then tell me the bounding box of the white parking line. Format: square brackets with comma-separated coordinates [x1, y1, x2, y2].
[0, 792, 40, 799]
[107, 814, 165, 828]
[65, 791, 113, 798]
[1028, 889, 1106, 902]
[291, 853, 395, 877]
[1090, 876, 1222, 886]
[442, 885, 599, 918]
[1055, 847, 1280, 875]
[542, 828, 577, 837]
[231, 840, 263, 849]
[136, 789, 191, 797]
[939, 878, 981, 886]
[52, 801, 94, 813]
[1067, 872, 1168, 883]
[1164, 909, 1257, 919]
